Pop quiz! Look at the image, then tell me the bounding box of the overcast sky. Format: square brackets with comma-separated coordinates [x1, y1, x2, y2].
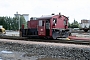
[0, 0, 90, 23]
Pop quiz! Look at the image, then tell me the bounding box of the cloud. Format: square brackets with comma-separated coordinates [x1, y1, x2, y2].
[0, 0, 90, 23]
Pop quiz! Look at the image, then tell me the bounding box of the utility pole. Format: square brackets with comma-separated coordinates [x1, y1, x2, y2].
[16, 12, 20, 30]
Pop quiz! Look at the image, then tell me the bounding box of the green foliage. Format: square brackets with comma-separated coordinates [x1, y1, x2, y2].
[0, 16, 80, 30]
[68, 19, 79, 28]
[20, 16, 27, 29]
[0, 16, 27, 30]
[68, 22, 71, 28]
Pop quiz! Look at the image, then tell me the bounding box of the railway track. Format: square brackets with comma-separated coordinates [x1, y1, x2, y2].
[0, 35, 90, 45]
[27, 39, 90, 45]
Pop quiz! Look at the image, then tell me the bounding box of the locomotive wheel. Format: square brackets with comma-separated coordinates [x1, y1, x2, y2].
[84, 29, 88, 32]
[64, 32, 69, 38]
[69, 32, 72, 36]
[52, 32, 58, 39]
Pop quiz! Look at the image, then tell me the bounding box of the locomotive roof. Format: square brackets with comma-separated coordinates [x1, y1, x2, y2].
[30, 14, 68, 20]
[37, 15, 54, 19]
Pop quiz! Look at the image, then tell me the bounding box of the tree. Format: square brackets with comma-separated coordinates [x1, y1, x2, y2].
[68, 22, 71, 28]
[20, 15, 27, 29]
[13, 17, 19, 30]
[0, 16, 21, 30]
[70, 19, 79, 28]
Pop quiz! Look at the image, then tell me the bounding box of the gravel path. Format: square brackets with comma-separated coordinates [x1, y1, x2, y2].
[0, 39, 90, 60]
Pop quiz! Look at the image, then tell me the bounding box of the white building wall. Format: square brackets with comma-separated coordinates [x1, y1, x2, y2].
[22, 14, 29, 21]
[14, 13, 29, 22]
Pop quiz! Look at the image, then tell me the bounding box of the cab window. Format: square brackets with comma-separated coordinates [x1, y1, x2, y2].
[64, 19, 67, 25]
[53, 18, 57, 26]
[39, 20, 44, 26]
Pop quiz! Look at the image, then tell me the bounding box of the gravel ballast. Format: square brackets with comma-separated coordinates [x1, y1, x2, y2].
[0, 39, 90, 60]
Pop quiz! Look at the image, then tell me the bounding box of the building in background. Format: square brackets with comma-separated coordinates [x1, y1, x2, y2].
[14, 12, 29, 29]
[14, 12, 29, 21]
[79, 19, 90, 32]
[22, 14, 29, 21]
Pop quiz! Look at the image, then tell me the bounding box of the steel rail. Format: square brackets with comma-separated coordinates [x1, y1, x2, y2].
[0, 35, 90, 45]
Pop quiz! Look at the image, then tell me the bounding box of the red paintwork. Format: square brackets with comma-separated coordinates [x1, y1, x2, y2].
[28, 20, 38, 29]
[22, 24, 24, 29]
[49, 15, 68, 36]
[38, 20, 46, 36]
[38, 26, 46, 36]
[27, 14, 68, 37]
[51, 15, 68, 29]
[50, 19, 52, 37]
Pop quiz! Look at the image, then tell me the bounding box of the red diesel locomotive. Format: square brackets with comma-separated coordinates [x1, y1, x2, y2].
[20, 13, 70, 39]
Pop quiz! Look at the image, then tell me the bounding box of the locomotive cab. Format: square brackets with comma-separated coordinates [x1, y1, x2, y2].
[37, 18, 51, 38]
[51, 15, 70, 39]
